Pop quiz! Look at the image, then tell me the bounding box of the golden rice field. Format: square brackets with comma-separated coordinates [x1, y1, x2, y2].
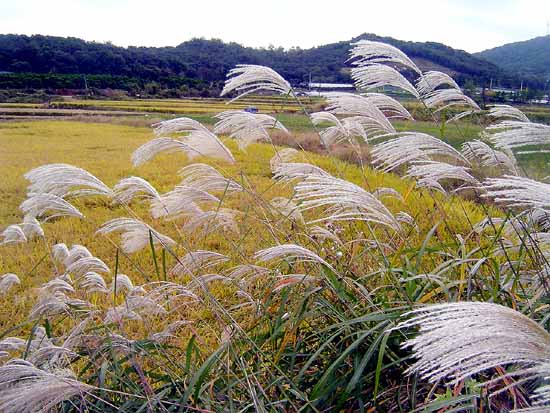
[0, 120, 490, 343]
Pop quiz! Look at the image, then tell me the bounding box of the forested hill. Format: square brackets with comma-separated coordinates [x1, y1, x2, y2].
[0, 33, 536, 94]
[476, 35, 550, 78]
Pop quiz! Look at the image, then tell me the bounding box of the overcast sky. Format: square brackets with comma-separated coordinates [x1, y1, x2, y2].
[2, 0, 549, 53]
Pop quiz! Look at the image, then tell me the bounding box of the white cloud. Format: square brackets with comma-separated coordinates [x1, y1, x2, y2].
[1, 0, 549, 52]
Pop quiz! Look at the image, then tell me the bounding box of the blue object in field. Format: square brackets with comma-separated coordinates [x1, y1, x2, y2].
[244, 106, 258, 113]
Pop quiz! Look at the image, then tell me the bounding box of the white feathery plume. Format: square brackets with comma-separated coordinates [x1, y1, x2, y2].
[272, 162, 330, 183]
[111, 274, 134, 294]
[363, 92, 413, 120]
[462, 140, 518, 174]
[405, 161, 479, 193]
[1, 225, 27, 245]
[351, 64, 420, 98]
[104, 306, 142, 324]
[0, 273, 21, 294]
[0, 337, 26, 352]
[24, 163, 112, 199]
[396, 211, 417, 227]
[40, 278, 74, 295]
[423, 88, 480, 113]
[66, 256, 109, 278]
[294, 173, 401, 231]
[416, 71, 460, 96]
[270, 197, 303, 222]
[254, 243, 333, 270]
[310, 112, 372, 145]
[20, 193, 84, 221]
[97, 218, 176, 254]
[482, 176, 550, 212]
[180, 128, 236, 164]
[131, 137, 190, 167]
[272, 274, 318, 292]
[79, 272, 108, 294]
[372, 187, 404, 202]
[270, 148, 299, 172]
[0, 359, 94, 413]
[112, 176, 160, 205]
[486, 121, 550, 152]
[150, 186, 218, 220]
[178, 163, 242, 193]
[63, 245, 92, 267]
[149, 321, 190, 343]
[20, 215, 44, 240]
[27, 345, 76, 368]
[152, 117, 208, 137]
[371, 132, 468, 172]
[170, 250, 230, 276]
[487, 104, 530, 123]
[214, 110, 289, 149]
[221, 64, 292, 101]
[225, 264, 271, 283]
[29, 292, 90, 320]
[309, 225, 344, 246]
[144, 282, 198, 308]
[349, 40, 421, 73]
[398, 302, 550, 403]
[182, 208, 239, 236]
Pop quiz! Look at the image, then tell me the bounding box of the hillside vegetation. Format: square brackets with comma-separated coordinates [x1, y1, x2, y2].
[0, 33, 531, 95]
[477, 35, 550, 78]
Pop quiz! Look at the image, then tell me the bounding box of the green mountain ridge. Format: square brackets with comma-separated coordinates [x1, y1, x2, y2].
[0, 33, 545, 95]
[476, 35, 550, 79]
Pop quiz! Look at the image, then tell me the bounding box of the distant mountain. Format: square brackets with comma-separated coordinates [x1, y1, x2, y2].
[476, 35, 550, 79]
[0, 33, 540, 95]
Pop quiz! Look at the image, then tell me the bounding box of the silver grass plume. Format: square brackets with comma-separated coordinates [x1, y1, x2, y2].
[170, 250, 230, 276]
[272, 162, 330, 183]
[462, 140, 518, 174]
[254, 243, 333, 270]
[63, 244, 92, 267]
[482, 176, 550, 212]
[214, 110, 289, 149]
[398, 302, 550, 407]
[270, 148, 299, 171]
[149, 321, 190, 343]
[112, 176, 160, 205]
[416, 71, 460, 96]
[20, 193, 83, 221]
[131, 137, 190, 166]
[0, 274, 20, 294]
[178, 163, 242, 193]
[363, 92, 413, 120]
[0, 337, 26, 352]
[24, 163, 112, 199]
[0, 359, 94, 413]
[97, 218, 176, 253]
[372, 187, 404, 202]
[349, 40, 421, 74]
[39, 278, 74, 295]
[269, 197, 303, 222]
[486, 121, 550, 152]
[152, 117, 209, 137]
[78, 272, 108, 294]
[1, 225, 27, 245]
[423, 88, 480, 113]
[225, 264, 271, 283]
[351, 64, 420, 98]
[150, 186, 219, 220]
[487, 104, 530, 123]
[371, 132, 468, 172]
[29, 292, 90, 320]
[66, 256, 109, 278]
[111, 273, 134, 295]
[20, 215, 44, 240]
[309, 225, 344, 246]
[221, 64, 291, 101]
[405, 161, 479, 193]
[310, 112, 370, 145]
[182, 208, 239, 236]
[294, 173, 401, 231]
